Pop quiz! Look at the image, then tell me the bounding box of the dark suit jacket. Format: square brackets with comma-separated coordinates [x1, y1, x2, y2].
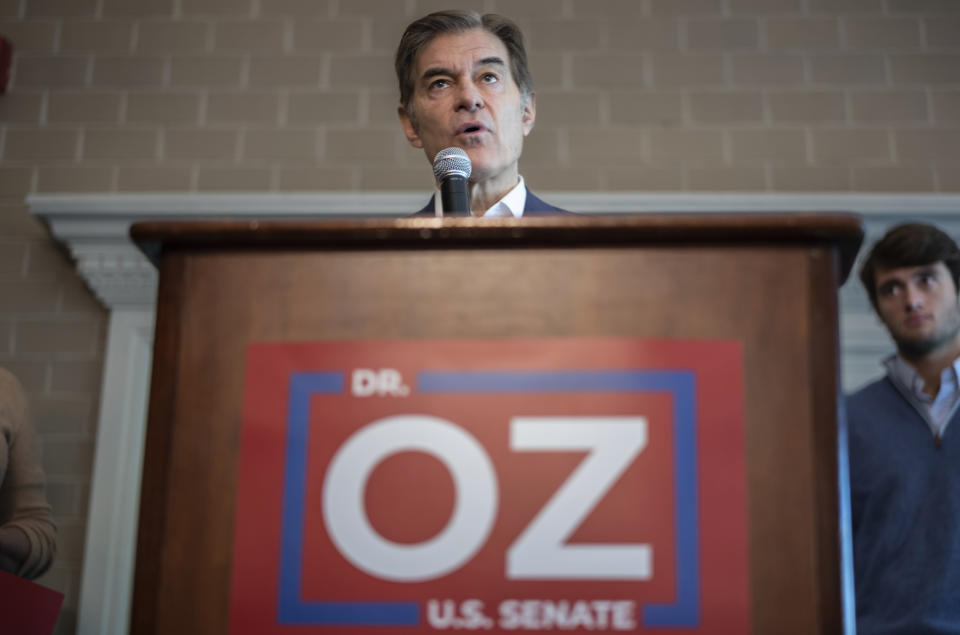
[412, 188, 571, 216]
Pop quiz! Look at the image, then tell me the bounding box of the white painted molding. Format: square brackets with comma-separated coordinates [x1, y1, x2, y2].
[74, 310, 153, 635]
[28, 190, 960, 216]
[29, 190, 960, 308]
[25, 191, 960, 635]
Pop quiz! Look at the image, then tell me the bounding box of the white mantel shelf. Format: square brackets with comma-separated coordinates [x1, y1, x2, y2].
[27, 191, 960, 635]
[30, 190, 960, 309]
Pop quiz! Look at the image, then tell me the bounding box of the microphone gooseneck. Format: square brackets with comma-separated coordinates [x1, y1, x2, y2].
[432, 147, 472, 216]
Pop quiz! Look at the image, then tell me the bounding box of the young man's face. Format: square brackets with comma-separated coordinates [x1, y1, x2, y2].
[874, 261, 960, 359]
[398, 28, 536, 190]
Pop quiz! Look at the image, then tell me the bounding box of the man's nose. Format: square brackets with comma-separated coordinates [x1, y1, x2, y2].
[904, 285, 924, 310]
[455, 81, 483, 112]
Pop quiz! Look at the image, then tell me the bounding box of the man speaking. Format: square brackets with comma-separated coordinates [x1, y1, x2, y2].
[395, 11, 568, 217]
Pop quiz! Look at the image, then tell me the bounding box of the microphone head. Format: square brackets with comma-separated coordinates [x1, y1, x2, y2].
[432, 147, 472, 181]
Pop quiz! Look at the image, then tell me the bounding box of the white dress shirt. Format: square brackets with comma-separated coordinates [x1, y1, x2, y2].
[884, 353, 960, 439]
[433, 176, 527, 218]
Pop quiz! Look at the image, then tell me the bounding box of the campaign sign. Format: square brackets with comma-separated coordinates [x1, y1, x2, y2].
[229, 339, 749, 634]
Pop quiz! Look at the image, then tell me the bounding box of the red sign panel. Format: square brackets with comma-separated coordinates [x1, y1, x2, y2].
[229, 338, 749, 634]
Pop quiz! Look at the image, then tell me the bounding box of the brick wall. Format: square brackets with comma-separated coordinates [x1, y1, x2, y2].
[3, 0, 958, 197]
[0, 0, 958, 632]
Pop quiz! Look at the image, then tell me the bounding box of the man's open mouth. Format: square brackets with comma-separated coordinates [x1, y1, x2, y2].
[458, 123, 485, 134]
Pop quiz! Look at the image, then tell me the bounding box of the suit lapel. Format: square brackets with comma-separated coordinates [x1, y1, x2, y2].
[524, 189, 570, 214]
[412, 195, 436, 217]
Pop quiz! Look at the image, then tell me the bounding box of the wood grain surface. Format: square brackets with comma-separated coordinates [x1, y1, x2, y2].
[131, 216, 861, 635]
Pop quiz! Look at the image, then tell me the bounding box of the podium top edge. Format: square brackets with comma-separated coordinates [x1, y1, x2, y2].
[131, 212, 865, 281]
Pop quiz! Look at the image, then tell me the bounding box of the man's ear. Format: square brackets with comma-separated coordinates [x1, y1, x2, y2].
[522, 91, 536, 136]
[397, 105, 423, 148]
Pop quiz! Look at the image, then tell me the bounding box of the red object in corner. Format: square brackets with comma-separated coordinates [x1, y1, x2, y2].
[0, 569, 64, 635]
[0, 36, 12, 94]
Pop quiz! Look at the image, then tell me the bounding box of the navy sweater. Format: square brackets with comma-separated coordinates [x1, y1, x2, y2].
[847, 377, 960, 635]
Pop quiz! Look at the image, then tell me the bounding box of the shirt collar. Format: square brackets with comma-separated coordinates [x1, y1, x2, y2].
[884, 353, 960, 402]
[433, 176, 526, 218]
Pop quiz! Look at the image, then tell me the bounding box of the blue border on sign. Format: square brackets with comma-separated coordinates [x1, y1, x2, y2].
[418, 370, 700, 628]
[278, 372, 420, 625]
[277, 369, 699, 628]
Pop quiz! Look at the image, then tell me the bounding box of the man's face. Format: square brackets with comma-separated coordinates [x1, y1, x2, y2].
[874, 261, 960, 359]
[398, 28, 536, 188]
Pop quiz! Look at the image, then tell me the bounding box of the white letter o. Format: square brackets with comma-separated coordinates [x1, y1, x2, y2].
[322, 415, 498, 582]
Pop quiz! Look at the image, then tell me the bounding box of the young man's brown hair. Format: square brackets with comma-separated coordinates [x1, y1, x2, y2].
[859, 222, 960, 311]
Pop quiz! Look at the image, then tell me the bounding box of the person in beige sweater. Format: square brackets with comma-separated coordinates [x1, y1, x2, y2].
[0, 367, 56, 579]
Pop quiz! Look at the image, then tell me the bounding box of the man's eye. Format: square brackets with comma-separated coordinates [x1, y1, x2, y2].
[480, 72, 499, 83]
[879, 284, 900, 297]
[430, 79, 450, 89]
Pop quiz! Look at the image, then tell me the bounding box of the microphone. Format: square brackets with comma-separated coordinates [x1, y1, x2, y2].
[432, 147, 472, 216]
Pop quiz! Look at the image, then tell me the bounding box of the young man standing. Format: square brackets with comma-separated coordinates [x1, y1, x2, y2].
[847, 222, 960, 634]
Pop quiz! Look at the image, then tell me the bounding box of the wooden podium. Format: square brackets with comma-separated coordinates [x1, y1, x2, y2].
[130, 214, 863, 635]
